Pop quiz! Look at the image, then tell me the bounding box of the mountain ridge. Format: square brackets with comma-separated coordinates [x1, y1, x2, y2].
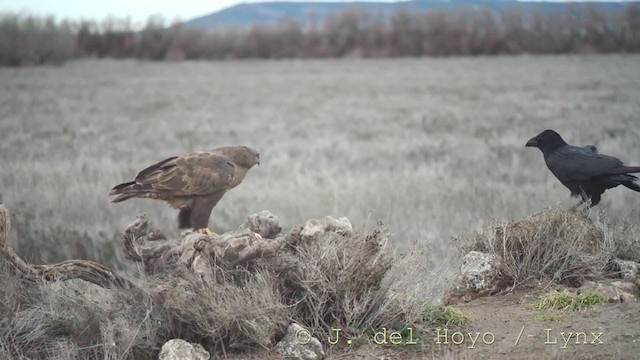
[185, 0, 634, 28]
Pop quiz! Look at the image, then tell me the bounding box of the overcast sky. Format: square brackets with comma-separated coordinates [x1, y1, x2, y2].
[0, 0, 629, 24]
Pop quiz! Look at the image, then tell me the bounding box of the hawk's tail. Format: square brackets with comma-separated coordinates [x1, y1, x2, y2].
[109, 181, 145, 203]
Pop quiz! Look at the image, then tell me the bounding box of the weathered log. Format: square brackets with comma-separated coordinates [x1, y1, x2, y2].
[0, 203, 32, 275]
[241, 210, 282, 239]
[122, 215, 285, 279]
[0, 203, 138, 291]
[232, 234, 286, 266]
[1, 200, 351, 291]
[121, 214, 177, 273]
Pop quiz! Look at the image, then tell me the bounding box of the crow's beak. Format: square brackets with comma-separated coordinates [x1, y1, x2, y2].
[525, 137, 538, 148]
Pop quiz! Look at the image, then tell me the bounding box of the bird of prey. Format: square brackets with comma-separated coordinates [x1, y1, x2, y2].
[525, 129, 640, 208]
[110, 146, 260, 234]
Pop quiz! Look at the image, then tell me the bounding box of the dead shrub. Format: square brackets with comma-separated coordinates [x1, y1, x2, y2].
[0, 261, 157, 359]
[598, 217, 640, 264]
[465, 208, 612, 288]
[153, 272, 288, 352]
[0, 212, 425, 358]
[275, 225, 397, 338]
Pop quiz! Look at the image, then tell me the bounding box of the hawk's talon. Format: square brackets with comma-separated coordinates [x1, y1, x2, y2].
[197, 228, 216, 237]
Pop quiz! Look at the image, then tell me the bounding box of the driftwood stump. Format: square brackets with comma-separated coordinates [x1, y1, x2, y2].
[0, 202, 287, 290]
[0, 203, 136, 290]
[120, 211, 287, 282]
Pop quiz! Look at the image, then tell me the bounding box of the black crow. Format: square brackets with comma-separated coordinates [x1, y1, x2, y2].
[525, 129, 640, 207]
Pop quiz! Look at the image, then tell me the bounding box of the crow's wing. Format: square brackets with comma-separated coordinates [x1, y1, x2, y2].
[581, 145, 598, 154]
[545, 145, 624, 182]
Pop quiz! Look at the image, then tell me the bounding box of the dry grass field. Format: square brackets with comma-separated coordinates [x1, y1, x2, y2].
[2, 55, 640, 266]
[1, 55, 640, 359]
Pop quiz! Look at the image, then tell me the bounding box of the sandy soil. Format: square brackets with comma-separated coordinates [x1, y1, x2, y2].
[315, 286, 640, 360]
[448, 289, 639, 359]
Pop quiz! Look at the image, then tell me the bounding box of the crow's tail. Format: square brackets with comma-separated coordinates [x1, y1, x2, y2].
[611, 166, 640, 175]
[623, 181, 640, 192]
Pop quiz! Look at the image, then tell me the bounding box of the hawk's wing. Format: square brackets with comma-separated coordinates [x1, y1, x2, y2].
[134, 151, 237, 196]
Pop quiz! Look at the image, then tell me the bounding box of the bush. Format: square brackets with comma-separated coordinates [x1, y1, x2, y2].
[0, 213, 427, 358]
[465, 208, 614, 288]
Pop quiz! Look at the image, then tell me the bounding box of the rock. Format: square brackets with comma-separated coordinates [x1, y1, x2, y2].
[578, 281, 619, 302]
[158, 339, 209, 360]
[300, 216, 352, 241]
[579, 279, 640, 302]
[244, 211, 282, 239]
[611, 281, 640, 302]
[612, 259, 640, 286]
[459, 251, 500, 292]
[275, 323, 324, 360]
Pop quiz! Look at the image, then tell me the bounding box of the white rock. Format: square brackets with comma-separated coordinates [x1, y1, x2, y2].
[158, 339, 210, 360]
[612, 259, 640, 285]
[459, 251, 500, 292]
[579, 279, 639, 303]
[275, 323, 324, 360]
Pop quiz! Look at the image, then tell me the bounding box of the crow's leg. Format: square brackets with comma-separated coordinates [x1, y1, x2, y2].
[568, 198, 587, 211]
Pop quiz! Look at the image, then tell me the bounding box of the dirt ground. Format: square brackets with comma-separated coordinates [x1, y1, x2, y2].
[314, 286, 640, 360]
[448, 290, 638, 359]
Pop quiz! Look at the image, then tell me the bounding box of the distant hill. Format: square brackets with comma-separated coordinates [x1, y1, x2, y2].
[185, 0, 633, 28]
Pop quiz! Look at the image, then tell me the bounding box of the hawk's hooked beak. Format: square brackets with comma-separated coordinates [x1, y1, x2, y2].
[525, 137, 538, 148]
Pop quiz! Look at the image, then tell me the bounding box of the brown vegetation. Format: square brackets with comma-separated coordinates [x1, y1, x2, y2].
[461, 208, 639, 290]
[2, 4, 640, 66]
[0, 203, 427, 358]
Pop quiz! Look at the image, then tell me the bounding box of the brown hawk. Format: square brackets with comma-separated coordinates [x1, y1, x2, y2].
[110, 146, 259, 234]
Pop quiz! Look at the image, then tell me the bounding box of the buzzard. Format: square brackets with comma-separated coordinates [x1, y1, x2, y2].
[525, 129, 640, 208]
[110, 146, 260, 234]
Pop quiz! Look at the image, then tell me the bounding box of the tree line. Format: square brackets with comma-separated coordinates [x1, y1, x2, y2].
[1, 4, 639, 66]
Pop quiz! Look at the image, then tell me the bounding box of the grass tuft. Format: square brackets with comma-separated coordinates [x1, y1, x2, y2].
[532, 312, 566, 322]
[533, 290, 605, 312]
[422, 303, 471, 327]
